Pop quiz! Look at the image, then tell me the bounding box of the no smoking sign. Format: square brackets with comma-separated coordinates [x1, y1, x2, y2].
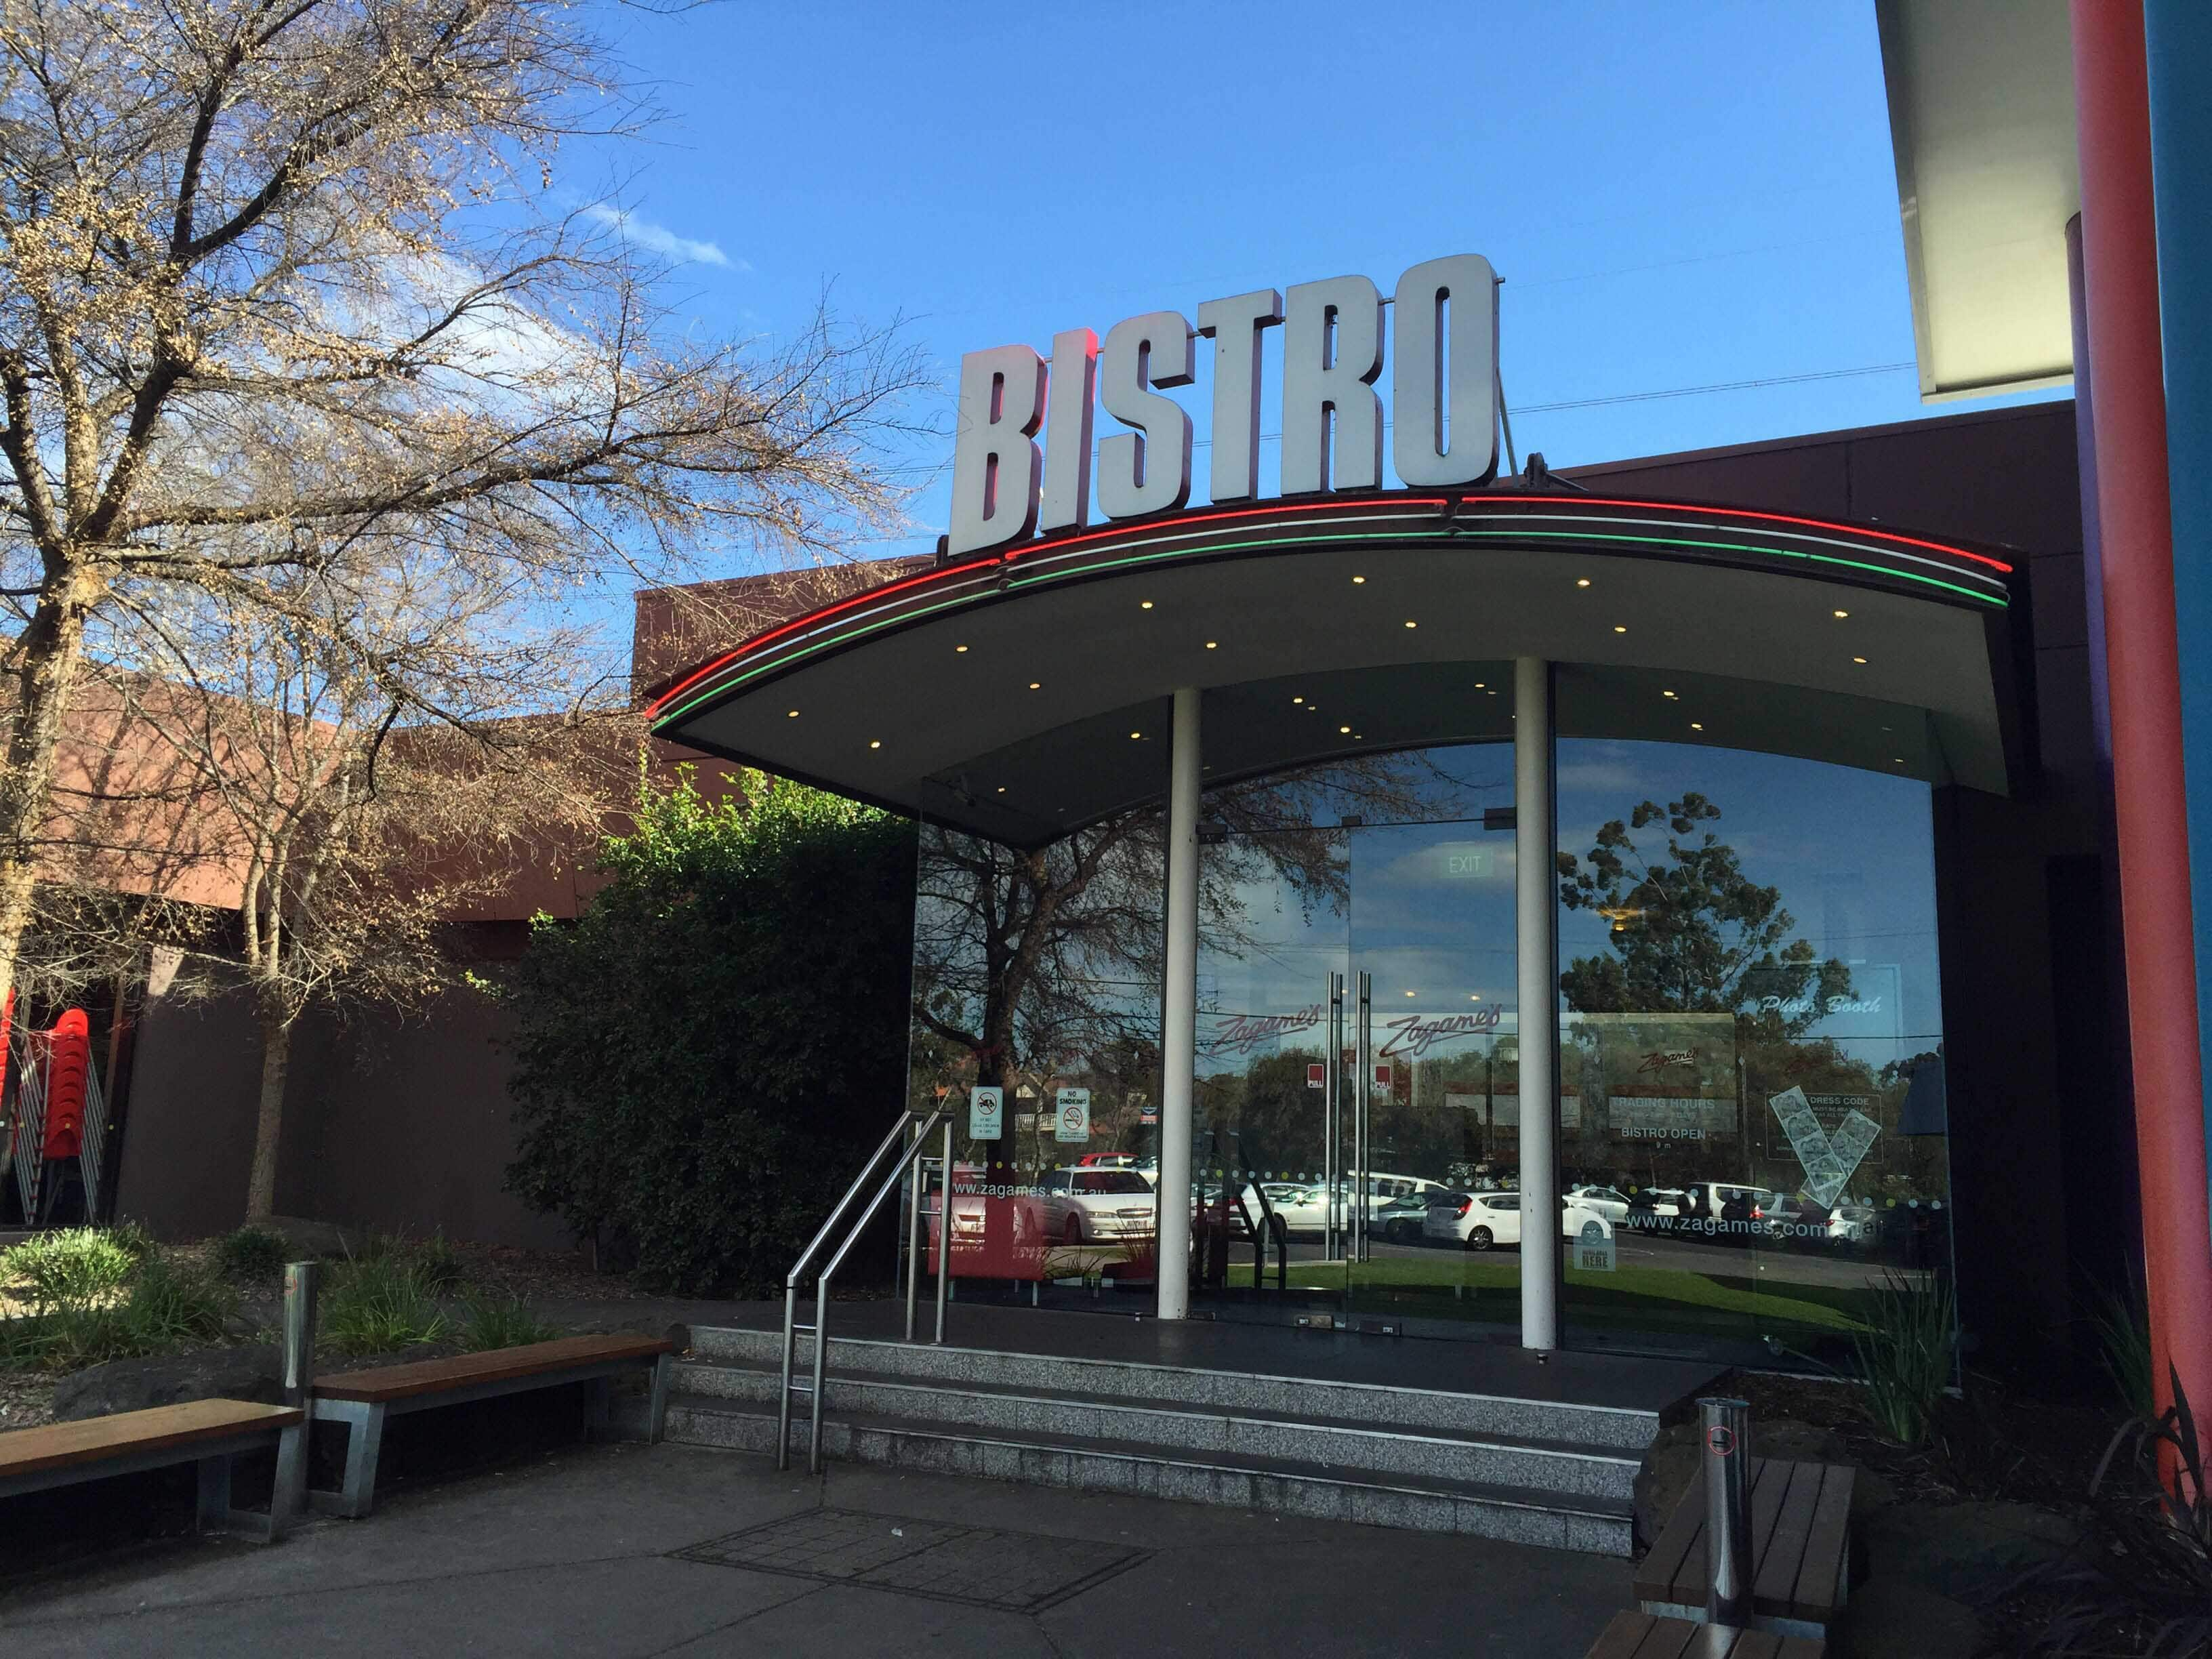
[1054, 1087, 1092, 1143]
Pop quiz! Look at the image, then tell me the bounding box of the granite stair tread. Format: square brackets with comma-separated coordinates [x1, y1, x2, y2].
[666, 1393, 1636, 1523]
[676, 1351, 1641, 1470]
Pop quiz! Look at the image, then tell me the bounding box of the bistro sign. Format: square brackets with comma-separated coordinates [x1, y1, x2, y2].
[949, 255, 1501, 555]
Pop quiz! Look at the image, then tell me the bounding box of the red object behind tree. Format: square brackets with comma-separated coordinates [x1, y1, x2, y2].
[41, 1008, 90, 1161]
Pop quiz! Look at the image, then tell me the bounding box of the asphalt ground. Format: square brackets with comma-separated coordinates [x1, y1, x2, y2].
[0, 1440, 1633, 1658]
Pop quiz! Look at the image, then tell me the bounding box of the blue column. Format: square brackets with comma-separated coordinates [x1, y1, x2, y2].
[2146, 0, 2212, 1201]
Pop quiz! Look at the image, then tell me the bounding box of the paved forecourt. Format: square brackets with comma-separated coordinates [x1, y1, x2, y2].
[0, 1439, 1631, 1657]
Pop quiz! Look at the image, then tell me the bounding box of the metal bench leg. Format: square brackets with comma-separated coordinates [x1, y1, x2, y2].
[648, 1353, 673, 1446]
[195, 1454, 232, 1532]
[269, 1420, 308, 1539]
[310, 1401, 386, 1521]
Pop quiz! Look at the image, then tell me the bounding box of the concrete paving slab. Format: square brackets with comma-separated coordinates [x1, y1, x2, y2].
[3, 1440, 1633, 1657]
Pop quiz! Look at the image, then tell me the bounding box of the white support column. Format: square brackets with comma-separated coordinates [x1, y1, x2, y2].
[1157, 687, 1202, 1321]
[1515, 656, 1559, 1351]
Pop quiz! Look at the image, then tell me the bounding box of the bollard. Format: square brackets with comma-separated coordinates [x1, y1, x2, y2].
[270, 1260, 320, 1534]
[1700, 1396, 1753, 1626]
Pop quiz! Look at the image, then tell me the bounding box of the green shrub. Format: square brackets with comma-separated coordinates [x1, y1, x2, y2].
[459, 1296, 562, 1353]
[507, 767, 914, 1295]
[319, 1257, 451, 1357]
[1849, 1268, 1957, 1447]
[411, 1234, 467, 1294]
[1, 1227, 136, 1309]
[106, 1219, 158, 1263]
[211, 1224, 290, 1286]
[3, 1254, 233, 1372]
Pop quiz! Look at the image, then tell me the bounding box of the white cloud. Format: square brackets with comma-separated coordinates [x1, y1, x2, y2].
[580, 203, 745, 270]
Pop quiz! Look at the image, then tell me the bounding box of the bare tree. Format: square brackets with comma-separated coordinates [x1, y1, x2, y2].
[110, 553, 630, 1219]
[0, 0, 923, 1015]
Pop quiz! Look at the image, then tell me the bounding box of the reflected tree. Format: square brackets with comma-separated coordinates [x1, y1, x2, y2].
[1555, 792, 1852, 1038]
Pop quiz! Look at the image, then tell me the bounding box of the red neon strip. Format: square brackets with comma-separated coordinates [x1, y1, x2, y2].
[651, 491, 2008, 716]
[649, 497, 1449, 716]
[1004, 495, 1452, 562]
[1475, 495, 2014, 573]
[648, 550, 1010, 716]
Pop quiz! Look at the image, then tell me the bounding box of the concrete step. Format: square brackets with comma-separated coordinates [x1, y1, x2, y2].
[689, 1324, 1658, 1452]
[665, 1397, 1635, 1557]
[676, 1354, 1639, 1500]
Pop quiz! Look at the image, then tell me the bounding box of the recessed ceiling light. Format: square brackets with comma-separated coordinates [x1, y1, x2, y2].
[1614, 625, 1628, 634]
[1205, 640, 1218, 649]
[1129, 731, 1142, 739]
[1352, 575, 1367, 584]
[1470, 994, 1481, 1002]
[787, 709, 800, 718]
[1853, 656, 1868, 665]
[955, 644, 969, 653]
[1140, 600, 1154, 609]
[1404, 620, 1418, 629]
[1354, 733, 1364, 740]
[1689, 722, 1704, 731]
[1662, 691, 1677, 699]
[1894, 757, 1906, 765]
[869, 739, 882, 749]
[996, 785, 1006, 794]
[1029, 681, 1042, 689]
[1475, 682, 1486, 689]
[1576, 578, 1591, 588]
[1339, 725, 1352, 734]
[1404, 990, 1417, 998]
[1293, 695, 1304, 703]
[1834, 609, 1850, 619]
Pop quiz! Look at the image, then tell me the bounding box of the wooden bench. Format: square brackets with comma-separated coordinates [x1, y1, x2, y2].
[0, 1399, 304, 1540]
[306, 1333, 676, 1519]
[1634, 1458, 1855, 1641]
[1586, 1610, 1824, 1658]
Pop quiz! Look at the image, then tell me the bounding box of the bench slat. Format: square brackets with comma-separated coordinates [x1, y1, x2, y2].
[0, 1399, 301, 1479]
[316, 1334, 674, 1403]
[1586, 1610, 1829, 1659]
[1790, 1464, 1856, 1620]
[1749, 1458, 1811, 1610]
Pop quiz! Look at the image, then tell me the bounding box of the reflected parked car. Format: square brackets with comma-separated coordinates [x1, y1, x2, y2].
[1826, 1204, 1881, 1249]
[1374, 1192, 1431, 1243]
[1039, 1168, 1158, 1244]
[1564, 1184, 1633, 1223]
[1424, 1191, 1614, 1250]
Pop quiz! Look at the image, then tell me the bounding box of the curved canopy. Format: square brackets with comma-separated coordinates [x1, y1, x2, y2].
[651, 489, 2023, 845]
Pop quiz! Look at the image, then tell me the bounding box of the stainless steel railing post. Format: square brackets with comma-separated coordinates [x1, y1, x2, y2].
[777, 1282, 799, 1471]
[1700, 1396, 1753, 1626]
[903, 1116, 924, 1343]
[934, 1118, 952, 1343]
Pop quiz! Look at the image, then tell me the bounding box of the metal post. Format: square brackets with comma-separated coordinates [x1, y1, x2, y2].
[1700, 1397, 1753, 1626]
[810, 1278, 830, 1475]
[777, 1283, 798, 1471]
[270, 1259, 318, 1532]
[1345, 973, 1362, 1256]
[1515, 656, 1559, 1351]
[904, 1117, 924, 1343]
[1157, 686, 1202, 1322]
[934, 1118, 951, 1342]
[1324, 972, 1345, 1260]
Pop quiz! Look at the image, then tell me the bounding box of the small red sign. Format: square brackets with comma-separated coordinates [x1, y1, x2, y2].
[1373, 1062, 1393, 1090]
[1706, 1425, 1738, 1457]
[1306, 1063, 1326, 1090]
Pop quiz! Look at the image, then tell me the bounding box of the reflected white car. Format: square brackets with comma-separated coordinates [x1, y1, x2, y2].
[1038, 1168, 1158, 1244]
[1425, 1192, 1614, 1250]
[1565, 1185, 1633, 1223]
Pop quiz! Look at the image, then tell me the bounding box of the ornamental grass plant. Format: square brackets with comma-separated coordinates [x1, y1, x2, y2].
[1848, 1267, 1957, 1448]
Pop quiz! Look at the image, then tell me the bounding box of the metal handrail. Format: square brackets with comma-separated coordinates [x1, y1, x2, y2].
[778, 1109, 951, 1473]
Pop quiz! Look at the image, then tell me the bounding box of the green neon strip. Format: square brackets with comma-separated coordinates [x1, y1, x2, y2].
[654, 520, 2005, 731]
[1460, 525, 2008, 606]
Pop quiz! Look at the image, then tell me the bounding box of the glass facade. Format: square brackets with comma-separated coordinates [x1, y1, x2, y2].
[901, 718, 1954, 1370]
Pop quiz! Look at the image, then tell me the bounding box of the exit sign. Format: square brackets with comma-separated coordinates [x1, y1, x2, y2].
[1441, 846, 1492, 878]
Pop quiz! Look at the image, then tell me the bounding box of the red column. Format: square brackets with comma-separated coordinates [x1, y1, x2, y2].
[2071, 0, 2212, 1439]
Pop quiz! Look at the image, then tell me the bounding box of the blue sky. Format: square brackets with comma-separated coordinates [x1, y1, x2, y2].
[575, 1, 2062, 573]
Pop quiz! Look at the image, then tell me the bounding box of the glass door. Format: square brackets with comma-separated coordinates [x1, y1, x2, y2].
[1341, 817, 1521, 1334]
